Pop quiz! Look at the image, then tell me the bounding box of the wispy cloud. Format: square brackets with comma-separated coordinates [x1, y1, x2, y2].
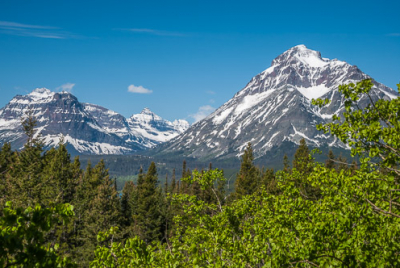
[118, 28, 185, 37]
[206, 90, 216, 95]
[0, 21, 78, 39]
[387, 33, 400, 37]
[0, 21, 58, 29]
[128, 84, 153, 94]
[56, 83, 75, 92]
[189, 105, 215, 123]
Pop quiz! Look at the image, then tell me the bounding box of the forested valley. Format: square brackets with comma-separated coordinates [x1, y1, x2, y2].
[1, 80, 400, 267]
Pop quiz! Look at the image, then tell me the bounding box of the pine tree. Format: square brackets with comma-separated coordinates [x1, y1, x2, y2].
[164, 174, 169, 194]
[170, 168, 176, 194]
[41, 140, 77, 205]
[39, 141, 81, 258]
[234, 143, 260, 198]
[350, 160, 358, 175]
[14, 112, 45, 206]
[121, 181, 135, 228]
[137, 166, 144, 187]
[292, 138, 313, 175]
[0, 143, 13, 176]
[262, 168, 279, 195]
[336, 154, 348, 172]
[136, 162, 162, 243]
[189, 169, 201, 197]
[75, 160, 121, 266]
[182, 160, 187, 179]
[0, 143, 17, 207]
[325, 149, 336, 169]
[292, 138, 320, 199]
[283, 154, 290, 173]
[181, 161, 189, 194]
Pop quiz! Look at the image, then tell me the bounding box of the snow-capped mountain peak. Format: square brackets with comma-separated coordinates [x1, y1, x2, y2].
[141, 107, 154, 115]
[127, 108, 189, 147]
[153, 45, 398, 160]
[272, 44, 341, 68]
[132, 107, 163, 122]
[28, 87, 54, 99]
[172, 119, 190, 132]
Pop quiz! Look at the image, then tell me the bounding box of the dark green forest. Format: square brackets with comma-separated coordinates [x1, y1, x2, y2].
[1, 80, 400, 267]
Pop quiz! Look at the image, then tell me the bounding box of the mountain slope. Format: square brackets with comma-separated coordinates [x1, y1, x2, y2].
[153, 45, 398, 160]
[0, 89, 189, 154]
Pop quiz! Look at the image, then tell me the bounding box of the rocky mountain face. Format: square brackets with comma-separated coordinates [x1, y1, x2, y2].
[153, 45, 398, 160]
[0, 89, 189, 155]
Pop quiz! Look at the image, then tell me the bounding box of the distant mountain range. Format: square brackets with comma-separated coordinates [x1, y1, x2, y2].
[151, 45, 398, 161]
[0, 88, 189, 154]
[1, 45, 397, 162]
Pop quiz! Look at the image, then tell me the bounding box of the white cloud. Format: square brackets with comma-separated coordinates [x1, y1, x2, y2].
[206, 90, 216, 95]
[57, 83, 75, 92]
[116, 28, 185, 37]
[0, 21, 77, 39]
[128, 84, 153, 94]
[387, 33, 400, 37]
[189, 105, 215, 123]
[209, 99, 215, 104]
[0, 21, 57, 29]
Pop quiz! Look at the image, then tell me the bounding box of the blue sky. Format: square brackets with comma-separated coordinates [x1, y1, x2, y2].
[1, 0, 399, 123]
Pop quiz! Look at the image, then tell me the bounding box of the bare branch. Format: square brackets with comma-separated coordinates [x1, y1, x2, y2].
[366, 198, 400, 218]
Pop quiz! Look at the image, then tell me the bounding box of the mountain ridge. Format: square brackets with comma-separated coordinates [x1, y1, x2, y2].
[0, 88, 189, 154]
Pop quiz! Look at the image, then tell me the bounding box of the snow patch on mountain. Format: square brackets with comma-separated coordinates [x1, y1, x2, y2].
[235, 89, 277, 116]
[42, 134, 132, 154]
[296, 84, 331, 100]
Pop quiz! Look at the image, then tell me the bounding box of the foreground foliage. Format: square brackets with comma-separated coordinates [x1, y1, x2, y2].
[0, 202, 75, 267]
[91, 80, 400, 267]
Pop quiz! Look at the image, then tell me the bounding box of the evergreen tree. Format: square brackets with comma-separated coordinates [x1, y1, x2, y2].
[75, 160, 121, 266]
[283, 154, 290, 173]
[164, 174, 169, 194]
[14, 113, 45, 207]
[350, 160, 358, 175]
[190, 169, 201, 197]
[292, 138, 320, 199]
[325, 149, 336, 169]
[336, 154, 349, 172]
[137, 166, 144, 187]
[182, 160, 187, 179]
[41, 140, 77, 205]
[136, 162, 162, 243]
[0, 143, 17, 207]
[292, 138, 313, 175]
[170, 168, 176, 194]
[121, 181, 135, 228]
[234, 143, 260, 198]
[262, 168, 279, 195]
[181, 161, 190, 194]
